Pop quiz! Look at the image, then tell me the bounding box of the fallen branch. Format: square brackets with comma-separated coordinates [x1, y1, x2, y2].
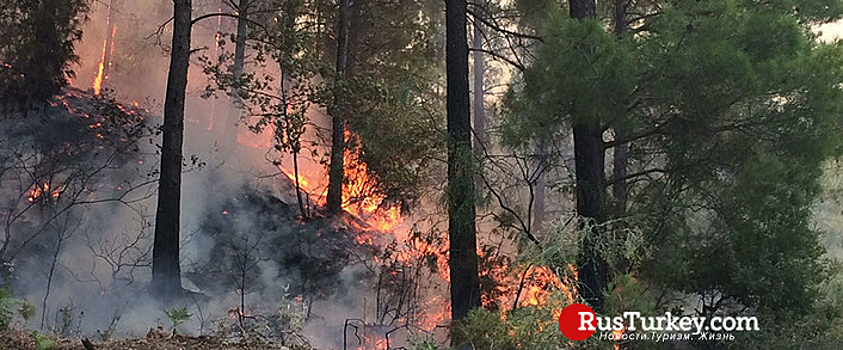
[81, 338, 96, 350]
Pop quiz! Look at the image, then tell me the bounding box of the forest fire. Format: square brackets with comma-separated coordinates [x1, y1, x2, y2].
[26, 183, 61, 202]
[270, 131, 402, 234]
[92, 61, 105, 95]
[244, 127, 573, 333]
[354, 337, 387, 350]
[93, 20, 117, 95]
[6, 0, 843, 349]
[520, 266, 567, 307]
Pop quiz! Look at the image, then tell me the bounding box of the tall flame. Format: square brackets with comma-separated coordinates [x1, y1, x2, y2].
[93, 61, 105, 95]
[237, 126, 573, 331]
[93, 3, 117, 95]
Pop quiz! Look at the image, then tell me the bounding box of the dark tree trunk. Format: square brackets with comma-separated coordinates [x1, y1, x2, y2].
[570, 0, 606, 309]
[569, 0, 596, 18]
[573, 123, 607, 308]
[151, 0, 190, 299]
[326, 0, 350, 214]
[447, 0, 481, 332]
[613, 0, 626, 36]
[232, 0, 248, 80]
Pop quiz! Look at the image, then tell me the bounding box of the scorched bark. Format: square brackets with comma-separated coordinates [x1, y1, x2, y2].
[151, 0, 191, 299]
[446, 0, 481, 327]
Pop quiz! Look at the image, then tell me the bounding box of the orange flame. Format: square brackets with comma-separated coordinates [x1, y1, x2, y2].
[92, 62, 105, 95]
[93, 25, 117, 95]
[238, 127, 579, 330]
[27, 183, 61, 203]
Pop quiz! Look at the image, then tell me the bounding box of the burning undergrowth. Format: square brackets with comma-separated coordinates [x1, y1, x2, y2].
[0, 86, 571, 350]
[0, 87, 152, 282]
[182, 182, 452, 348]
[188, 190, 373, 308]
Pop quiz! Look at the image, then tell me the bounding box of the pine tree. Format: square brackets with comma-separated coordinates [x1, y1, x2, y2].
[151, 0, 192, 299]
[0, 0, 89, 110]
[446, 0, 481, 330]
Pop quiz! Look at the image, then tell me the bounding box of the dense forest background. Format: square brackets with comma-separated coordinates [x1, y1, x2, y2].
[5, 0, 843, 349]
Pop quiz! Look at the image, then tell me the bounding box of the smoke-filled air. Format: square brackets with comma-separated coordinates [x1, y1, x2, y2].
[5, 0, 843, 349]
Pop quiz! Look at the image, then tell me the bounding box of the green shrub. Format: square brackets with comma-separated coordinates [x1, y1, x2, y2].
[0, 288, 34, 330]
[33, 331, 54, 350]
[164, 306, 192, 330]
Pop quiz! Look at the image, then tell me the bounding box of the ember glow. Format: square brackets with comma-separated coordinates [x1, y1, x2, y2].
[26, 182, 60, 203]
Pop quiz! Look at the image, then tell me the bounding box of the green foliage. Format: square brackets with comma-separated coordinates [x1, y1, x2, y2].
[0, 0, 89, 105]
[275, 286, 308, 346]
[98, 313, 120, 342]
[335, 74, 444, 210]
[408, 336, 441, 350]
[33, 331, 54, 350]
[503, 0, 843, 348]
[201, 0, 445, 213]
[0, 288, 34, 330]
[501, 14, 636, 147]
[163, 306, 192, 330]
[455, 306, 566, 350]
[321, 0, 446, 210]
[52, 299, 79, 338]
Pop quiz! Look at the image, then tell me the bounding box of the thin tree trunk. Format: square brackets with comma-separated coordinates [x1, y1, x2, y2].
[277, 2, 307, 219]
[102, 0, 116, 87]
[532, 142, 546, 233]
[151, 0, 190, 299]
[293, 148, 307, 219]
[472, 17, 486, 156]
[232, 0, 248, 81]
[612, 0, 629, 216]
[279, 64, 307, 219]
[226, 0, 249, 151]
[472, 12, 488, 208]
[569, 0, 607, 309]
[40, 231, 63, 330]
[446, 0, 481, 335]
[326, 0, 350, 214]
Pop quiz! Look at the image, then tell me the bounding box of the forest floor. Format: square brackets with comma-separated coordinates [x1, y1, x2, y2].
[0, 328, 311, 350]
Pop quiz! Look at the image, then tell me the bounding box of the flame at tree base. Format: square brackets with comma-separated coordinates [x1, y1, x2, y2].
[236, 127, 577, 334]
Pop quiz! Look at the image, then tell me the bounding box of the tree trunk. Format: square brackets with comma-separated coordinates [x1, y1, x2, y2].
[446, 0, 481, 332]
[151, 0, 190, 299]
[39, 231, 63, 330]
[472, 18, 486, 156]
[569, 0, 596, 18]
[532, 140, 546, 234]
[569, 0, 606, 309]
[573, 123, 607, 308]
[225, 0, 249, 152]
[612, 140, 629, 214]
[611, 0, 629, 216]
[101, 0, 116, 89]
[326, 0, 350, 214]
[232, 0, 248, 82]
[472, 13, 488, 211]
